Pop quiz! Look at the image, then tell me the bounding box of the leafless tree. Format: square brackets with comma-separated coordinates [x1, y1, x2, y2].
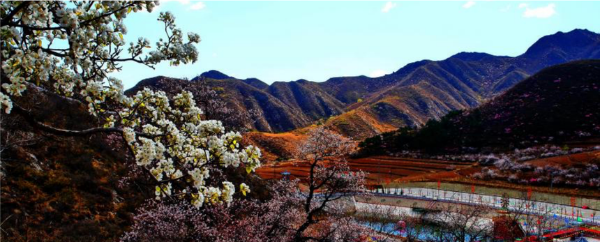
[435, 203, 493, 242]
[402, 211, 429, 242]
[354, 202, 402, 241]
[292, 127, 366, 242]
[496, 191, 556, 241]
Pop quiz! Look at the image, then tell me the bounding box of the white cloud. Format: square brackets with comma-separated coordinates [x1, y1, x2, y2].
[520, 3, 556, 18]
[189, 2, 205, 10]
[463, 1, 476, 9]
[381, 1, 397, 13]
[157, 0, 205, 11]
[161, 0, 190, 4]
[369, 70, 389, 78]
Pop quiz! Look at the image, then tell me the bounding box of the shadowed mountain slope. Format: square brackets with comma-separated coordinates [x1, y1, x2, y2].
[359, 60, 600, 154]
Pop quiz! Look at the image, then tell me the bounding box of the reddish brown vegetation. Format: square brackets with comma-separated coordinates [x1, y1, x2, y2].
[256, 156, 473, 185]
[244, 131, 307, 162]
[526, 150, 600, 167]
[258, 150, 600, 199]
[0, 83, 147, 241]
[460, 150, 600, 198]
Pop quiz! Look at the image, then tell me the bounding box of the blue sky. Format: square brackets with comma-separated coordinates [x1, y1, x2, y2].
[114, 1, 600, 88]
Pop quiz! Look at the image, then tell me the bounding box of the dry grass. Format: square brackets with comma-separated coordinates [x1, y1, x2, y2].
[257, 150, 600, 199]
[256, 156, 473, 185]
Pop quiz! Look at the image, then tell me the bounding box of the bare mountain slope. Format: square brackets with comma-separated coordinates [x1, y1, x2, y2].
[324, 29, 600, 139]
[128, 29, 600, 138]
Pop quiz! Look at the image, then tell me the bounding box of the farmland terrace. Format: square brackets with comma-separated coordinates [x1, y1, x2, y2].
[255, 156, 474, 184]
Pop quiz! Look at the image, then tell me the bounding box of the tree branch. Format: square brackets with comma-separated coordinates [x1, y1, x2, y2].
[12, 103, 155, 138]
[1, 2, 30, 26]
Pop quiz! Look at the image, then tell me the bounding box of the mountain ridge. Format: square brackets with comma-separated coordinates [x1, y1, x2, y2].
[128, 29, 600, 137]
[321, 29, 600, 138]
[359, 60, 600, 154]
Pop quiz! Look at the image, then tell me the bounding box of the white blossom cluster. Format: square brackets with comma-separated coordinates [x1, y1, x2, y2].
[0, 1, 198, 116]
[0, 1, 258, 208]
[119, 88, 261, 207]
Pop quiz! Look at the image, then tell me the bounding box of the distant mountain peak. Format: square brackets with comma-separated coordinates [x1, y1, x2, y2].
[196, 70, 233, 80]
[523, 28, 600, 57]
[449, 52, 495, 61]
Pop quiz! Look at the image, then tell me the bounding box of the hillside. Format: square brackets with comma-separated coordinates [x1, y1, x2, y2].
[130, 73, 345, 132]
[325, 29, 600, 139]
[1, 86, 272, 241]
[129, 29, 600, 137]
[0, 88, 143, 241]
[359, 60, 600, 154]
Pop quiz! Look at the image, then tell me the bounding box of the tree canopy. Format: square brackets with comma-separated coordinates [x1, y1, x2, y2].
[1, 1, 260, 208]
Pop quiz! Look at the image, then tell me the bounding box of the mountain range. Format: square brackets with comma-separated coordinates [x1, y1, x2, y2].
[359, 60, 600, 154]
[129, 29, 600, 139]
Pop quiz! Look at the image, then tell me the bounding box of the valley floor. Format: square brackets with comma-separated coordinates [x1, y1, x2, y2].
[256, 150, 600, 200]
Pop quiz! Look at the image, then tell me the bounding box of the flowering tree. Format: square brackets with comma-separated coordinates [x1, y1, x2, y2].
[293, 127, 366, 241]
[1, 1, 260, 208]
[122, 180, 303, 242]
[130, 76, 260, 131]
[354, 202, 413, 242]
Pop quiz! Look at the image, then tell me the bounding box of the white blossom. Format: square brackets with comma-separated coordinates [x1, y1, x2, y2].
[221, 181, 235, 206]
[240, 183, 250, 196]
[0, 92, 12, 114]
[0, 1, 258, 209]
